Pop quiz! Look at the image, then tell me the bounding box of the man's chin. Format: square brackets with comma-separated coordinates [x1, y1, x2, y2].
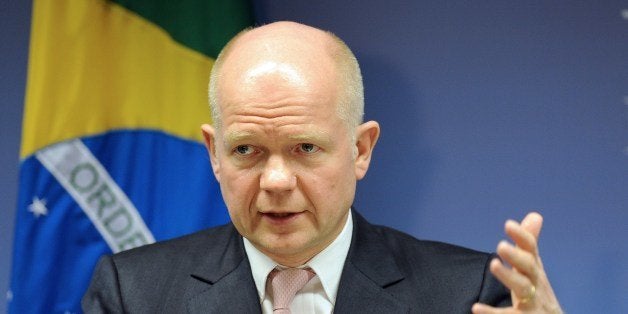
[256, 237, 317, 265]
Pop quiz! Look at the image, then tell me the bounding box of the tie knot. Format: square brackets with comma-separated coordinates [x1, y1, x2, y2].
[269, 268, 315, 313]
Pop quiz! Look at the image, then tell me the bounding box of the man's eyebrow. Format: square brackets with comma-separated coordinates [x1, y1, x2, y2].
[224, 131, 255, 144]
[223, 130, 332, 144]
[287, 131, 332, 143]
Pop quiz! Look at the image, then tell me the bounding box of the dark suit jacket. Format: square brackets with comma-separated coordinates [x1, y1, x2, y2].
[82, 210, 510, 313]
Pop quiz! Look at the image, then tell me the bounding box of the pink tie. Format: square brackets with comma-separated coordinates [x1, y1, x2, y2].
[269, 268, 315, 314]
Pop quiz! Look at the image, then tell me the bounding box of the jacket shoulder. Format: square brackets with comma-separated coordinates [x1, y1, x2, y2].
[340, 211, 510, 312]
[83, 224, 243, 313]
[370, 222, 492, 263]
[112, 223, 235, 266]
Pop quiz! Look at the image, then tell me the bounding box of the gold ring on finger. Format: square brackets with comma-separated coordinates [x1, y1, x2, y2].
[519, 285, 536, 304]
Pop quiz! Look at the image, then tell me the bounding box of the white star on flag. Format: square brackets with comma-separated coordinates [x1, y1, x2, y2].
[28, 196, 48, 218]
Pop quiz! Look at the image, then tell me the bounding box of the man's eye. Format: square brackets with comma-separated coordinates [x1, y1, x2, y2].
[235, 145, 255, 156]
[296, 143, 320, 154]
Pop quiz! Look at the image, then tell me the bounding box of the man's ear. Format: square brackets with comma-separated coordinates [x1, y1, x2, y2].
[201, 124, 221, 182]
[354, 121, 380, 180]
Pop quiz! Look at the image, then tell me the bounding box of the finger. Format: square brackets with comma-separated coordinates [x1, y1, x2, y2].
[496, 241, 538, 281]
[520, 212, 543, 240]
[489, 258, 534, 299]
[472, 302, 513, 314]
[504, 220, 537, 253]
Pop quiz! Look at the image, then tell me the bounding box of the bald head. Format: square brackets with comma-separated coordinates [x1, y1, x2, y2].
[208, 21, 364, 133]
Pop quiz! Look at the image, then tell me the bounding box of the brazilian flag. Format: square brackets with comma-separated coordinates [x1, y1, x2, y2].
[9, 0, 252, 312]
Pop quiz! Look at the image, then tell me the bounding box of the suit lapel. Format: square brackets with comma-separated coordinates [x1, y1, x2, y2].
[185, 225, 262, 313]
[334, 211, 409, 313]
[186, 259, 261, 313]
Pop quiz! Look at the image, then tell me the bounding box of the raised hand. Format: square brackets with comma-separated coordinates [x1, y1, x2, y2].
[472, 212, 563, 314]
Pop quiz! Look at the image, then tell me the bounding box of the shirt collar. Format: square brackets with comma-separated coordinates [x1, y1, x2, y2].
[243, 210, 354, 304]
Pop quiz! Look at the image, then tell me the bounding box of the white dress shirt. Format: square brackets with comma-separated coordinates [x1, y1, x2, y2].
[243, 210, 354, 314]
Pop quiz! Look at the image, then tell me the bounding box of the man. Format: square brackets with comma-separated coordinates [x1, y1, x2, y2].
[83, 21, 562, 313]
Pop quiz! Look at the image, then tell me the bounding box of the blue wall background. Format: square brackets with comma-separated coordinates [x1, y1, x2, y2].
[2, 1, 627, 313]
[1, 1, 30, 313]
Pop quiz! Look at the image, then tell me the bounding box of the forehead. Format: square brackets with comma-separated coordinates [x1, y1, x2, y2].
[216, 69, 346, 145]
[218, 95, 343, 142]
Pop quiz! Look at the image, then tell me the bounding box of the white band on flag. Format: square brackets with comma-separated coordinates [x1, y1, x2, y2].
[36, 139, 155, 253]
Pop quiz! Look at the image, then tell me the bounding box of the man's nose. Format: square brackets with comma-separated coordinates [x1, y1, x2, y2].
[260, 155, 296, 192]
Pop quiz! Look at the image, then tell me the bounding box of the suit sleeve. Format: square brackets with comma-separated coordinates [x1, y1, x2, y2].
[478, 253, 512, 307]
[82, 255, 125, 313]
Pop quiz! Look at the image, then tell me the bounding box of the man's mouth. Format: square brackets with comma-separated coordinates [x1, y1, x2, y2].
[261, 211, 303, 223]
[268, 213, 294, 218]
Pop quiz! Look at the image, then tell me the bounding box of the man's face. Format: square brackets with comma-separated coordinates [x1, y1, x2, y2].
[203, 54, 361, 266]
